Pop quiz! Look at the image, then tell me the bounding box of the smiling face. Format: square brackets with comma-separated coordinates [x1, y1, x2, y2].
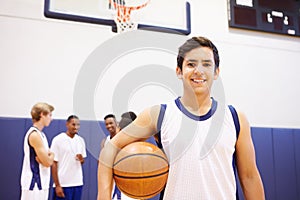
[105, 117, 118, 138]
[66, 118, 80, 136]
[177, 46, 219, 96]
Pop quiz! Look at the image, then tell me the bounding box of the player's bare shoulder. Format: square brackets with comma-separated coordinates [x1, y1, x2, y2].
[120, 105, 161, 140]
[135, 105, 161, 130]
[28, 130, 42, 147]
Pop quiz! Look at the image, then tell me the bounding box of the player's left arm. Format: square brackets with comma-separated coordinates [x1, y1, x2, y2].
[235, 110, 265, 200]
[76, 137, 86, 164]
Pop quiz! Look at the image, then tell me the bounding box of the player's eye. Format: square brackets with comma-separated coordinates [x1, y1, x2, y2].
[201, 61, 213, 68]
[187, 62, 197, 68]
[203, 63, 212, 67]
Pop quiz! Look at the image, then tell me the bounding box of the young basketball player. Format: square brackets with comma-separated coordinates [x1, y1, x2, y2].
[101, 112, 137, 200]
[50, 115, 87, 200]
[101, 114, 122, 200]
[20, 102, 55, 200]
[97, 36, 265, 199]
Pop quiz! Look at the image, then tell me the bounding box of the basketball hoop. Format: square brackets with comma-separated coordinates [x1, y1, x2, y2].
[109, 0, 150, 33]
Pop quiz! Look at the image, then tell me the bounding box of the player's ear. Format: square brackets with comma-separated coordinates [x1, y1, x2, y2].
[176, 67, 183, 79]
[214, 67, 220, 80]
[40, 113, 45, 120]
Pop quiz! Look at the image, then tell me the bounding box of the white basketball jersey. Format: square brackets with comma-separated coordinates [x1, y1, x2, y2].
[20, 127, 51, 190]
[158, 98, 238, 200]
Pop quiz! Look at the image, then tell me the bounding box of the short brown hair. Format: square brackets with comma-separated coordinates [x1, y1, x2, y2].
[177, 36, 220, 71]
[31, 102, 54, 122]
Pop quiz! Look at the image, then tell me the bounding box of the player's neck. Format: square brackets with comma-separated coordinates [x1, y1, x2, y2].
[66, 131, 75, 138]
[110, 132, 117, 139]
[180, 94, 212, 116]
[33, 122, 44, 131]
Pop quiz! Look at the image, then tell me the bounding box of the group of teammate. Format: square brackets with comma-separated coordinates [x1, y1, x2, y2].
[20, 101, 137, 200]
[20, 103, 87, 200]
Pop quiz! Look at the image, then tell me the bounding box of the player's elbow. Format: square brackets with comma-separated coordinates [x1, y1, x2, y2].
[42, 160, 53, 167]
[40, 157, 54, 167]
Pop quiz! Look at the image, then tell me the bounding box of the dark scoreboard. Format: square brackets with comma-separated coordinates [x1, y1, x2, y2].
[228, 0, 300, 37]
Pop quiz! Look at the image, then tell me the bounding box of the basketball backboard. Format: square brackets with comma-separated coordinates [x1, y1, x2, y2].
[44, 0, 191, 35]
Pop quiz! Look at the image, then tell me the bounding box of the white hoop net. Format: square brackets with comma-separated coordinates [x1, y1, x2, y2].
[109, 0, 150, 33]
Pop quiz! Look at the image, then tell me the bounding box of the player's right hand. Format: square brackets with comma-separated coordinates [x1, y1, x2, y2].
[55, 186, 65, 198]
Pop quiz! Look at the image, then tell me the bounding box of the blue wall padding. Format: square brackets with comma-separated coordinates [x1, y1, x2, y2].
[0, 117, 26, 200]
[0, 117, 299, 200]
[251, 127, 276, 200]
[273, 129, 299, 199]
[294, 129, 300, 200]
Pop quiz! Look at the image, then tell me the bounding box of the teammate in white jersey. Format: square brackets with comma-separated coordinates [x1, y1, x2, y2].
[101, 114, 122, 200]
[20, 102, 55, 200]
[101, 112, 137, 200]
[97, 36, 265, 200]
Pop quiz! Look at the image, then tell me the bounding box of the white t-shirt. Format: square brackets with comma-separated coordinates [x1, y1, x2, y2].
[50, 133, 87, 187]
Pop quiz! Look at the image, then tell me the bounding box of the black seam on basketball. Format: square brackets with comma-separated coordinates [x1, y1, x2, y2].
[121, 186, 164, 198]
[113, 169, 169, 179]
[113, 153, 169, 167]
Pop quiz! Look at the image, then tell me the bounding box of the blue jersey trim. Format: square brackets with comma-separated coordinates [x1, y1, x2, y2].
[156, 104, 167, 149]
[156, 104, 167, 200]
[228, 105, 240, 200]
[174, 97, 217, 121]
[228, 105, 240, 138]
[232, 154, 239, 200]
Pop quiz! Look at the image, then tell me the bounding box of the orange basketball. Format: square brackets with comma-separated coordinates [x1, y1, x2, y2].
[113, 142, 169, 199]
